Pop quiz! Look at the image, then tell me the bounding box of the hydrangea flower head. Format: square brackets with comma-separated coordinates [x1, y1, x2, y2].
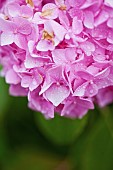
[1, 0, 113, 119]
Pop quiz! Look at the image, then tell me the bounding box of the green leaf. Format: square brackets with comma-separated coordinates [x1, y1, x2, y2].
[3, 148, 67, 170]
[99, 106, 113, 138]
[35, 113, 88, 146]
[70, 107, 113, 170]
[0, 77, 11, 166]
[0, 77, 11, 117]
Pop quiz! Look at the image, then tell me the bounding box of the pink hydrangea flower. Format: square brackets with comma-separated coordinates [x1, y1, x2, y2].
[1, 0, 113, 119]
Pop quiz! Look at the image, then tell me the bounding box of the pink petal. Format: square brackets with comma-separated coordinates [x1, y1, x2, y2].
[85, 83, 98, 97]
[6, 69, 20, 85]
[92, 24, 108, 39]
[21, 75, 32, 88]
[95, 67, 110, 79]
[52, 49, 66, 64]
[14, 34, 27, 49]
[69, 8, 83, 19]
[40, 66, 64, 95]
[41, 3, 58, 19]
[73, 82, 88, 97]
[107, 31, 113, 44]
[94, 77, 113, 89]
[29, 94, 54, 119]
[55, 0, 65, 6]
[36, 40, 54, 51]
[107, 18, 113, 28]
[52, 48, 76, 65]
[67, 0, 85, 7]
[97, 87, 113, 107]
[17, 19, 32, 35]
[0, 18, 15, 32]
[1, 32, 14, 46]
[80, 0, 98, 9]
[80, 41, 95, 56]
[29, 78, 41, 91]
[32, 12, 45, 24]
[24, 54, 43, 68]
[72, 17, 83, 35]
[61, 97, 94, 118]
[39, 77, 53, 95]
[59, 11, 70, 29]
[45, 84, 70, 106]
[7, 3, 20, 17]
[76, 71, 94, 80]
[9, 84, 28, 96]
[105, 0, 113, 8]
[21, 5, 33, 18]
[50, 20, 66, 41]
[84, 11, 94, 29]
[95, 10, 109, 26]
[87, 66, 99, 75]
[48, 66, 64, 82]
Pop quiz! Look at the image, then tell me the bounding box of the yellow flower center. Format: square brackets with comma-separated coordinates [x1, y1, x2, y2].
[4, 16, 9, 20]
[42, 30, 54, 44]
[41, 9, 54, 17]
[25, 0, 34, 7]
[59, 5, 67, 11]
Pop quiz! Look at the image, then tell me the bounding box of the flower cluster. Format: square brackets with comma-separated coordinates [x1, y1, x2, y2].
[0, 0, 113, 118]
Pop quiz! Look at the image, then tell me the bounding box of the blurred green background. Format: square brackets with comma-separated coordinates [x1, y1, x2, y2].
[1, 76, 113, 170]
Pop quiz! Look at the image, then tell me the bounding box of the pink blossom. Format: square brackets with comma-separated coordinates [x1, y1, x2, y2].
[6, 2, 33, 18]
[39, 66, 70, 106]
[0, 17, 32, 48]
[36, 20, 66, 51]
[61, 97, 94, 118]
[1, 0, 113, 119]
